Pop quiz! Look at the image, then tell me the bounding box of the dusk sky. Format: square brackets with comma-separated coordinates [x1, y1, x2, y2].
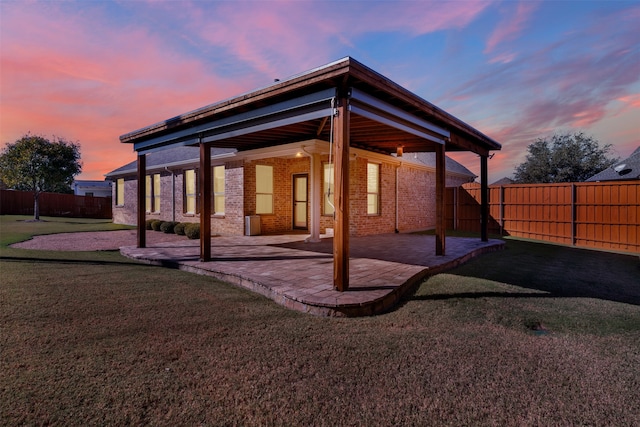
[1, 0, 638, 182]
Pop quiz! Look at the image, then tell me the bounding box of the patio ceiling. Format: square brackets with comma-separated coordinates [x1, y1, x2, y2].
[121, 57, 501, 157]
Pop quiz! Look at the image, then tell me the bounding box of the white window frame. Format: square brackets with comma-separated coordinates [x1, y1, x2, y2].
[116, 178, 125, 206]
[145, 173, 161, 213]
[212, 165, 225, 215]
[184, 169, 198, 215]
[367, 162, 380, 215]
[255, 164, 274, 215]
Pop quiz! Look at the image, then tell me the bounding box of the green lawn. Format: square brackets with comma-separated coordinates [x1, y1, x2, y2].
[1, 215, 639, 425]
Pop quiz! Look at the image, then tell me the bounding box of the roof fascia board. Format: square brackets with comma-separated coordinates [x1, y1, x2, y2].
[133, 88, 336, 152]
[350, 88, 449, 139]
[350, 105, 444, 145]
[201, 108, 332, 144]
[138, 139, 198, 155]
[347, 60, 501, 151]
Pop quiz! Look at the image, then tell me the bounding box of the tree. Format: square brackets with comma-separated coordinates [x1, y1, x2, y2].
[0, 133, 82, 220]
[513, 132, 618, 183]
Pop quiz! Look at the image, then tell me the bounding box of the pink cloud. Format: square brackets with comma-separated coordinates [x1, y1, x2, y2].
[617, 94, 640, 109]
[0, 2, 247, 180]
[487, 52, 517, 64]
[173, 1, 494, 80]
[485, 1, 538, 54]
[357, 1, 493, 35]
[442, 5, 640, 181]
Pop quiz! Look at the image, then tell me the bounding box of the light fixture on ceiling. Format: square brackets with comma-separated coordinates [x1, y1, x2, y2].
[396, 146, 403, 157]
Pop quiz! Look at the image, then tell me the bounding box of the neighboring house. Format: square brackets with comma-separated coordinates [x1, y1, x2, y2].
[72, 180, 112, 197]
[586, 147, 640, 182]
[105, 144, 476, 236]
[491, 177, 514, 186]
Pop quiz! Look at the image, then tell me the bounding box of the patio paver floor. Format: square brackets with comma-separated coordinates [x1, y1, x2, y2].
[121, 233, 504, 316]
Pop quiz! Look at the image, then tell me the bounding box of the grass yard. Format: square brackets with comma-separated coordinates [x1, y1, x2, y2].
[1, 216, 639, 425]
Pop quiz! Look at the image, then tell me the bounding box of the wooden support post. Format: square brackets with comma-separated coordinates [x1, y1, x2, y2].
[137, 153, 146, 248]
[333, 92, 350, 291]
[480, 155, 489, 242]
[200, 142, 211, 261]
[435, 143, 446, 255]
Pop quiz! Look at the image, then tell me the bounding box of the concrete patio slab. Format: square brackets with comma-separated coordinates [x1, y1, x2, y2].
[120, 233, 504, 316]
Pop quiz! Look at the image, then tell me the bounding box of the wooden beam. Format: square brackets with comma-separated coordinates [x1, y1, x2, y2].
[316, 116, 329, 137]
[480, 155, 488, 242]
[435, 143, 446, 255]
[333, 91, 350, 291]
[449, 132, 489, 157]
[137, 153, 146, 248]
[200, 142, 212, 261]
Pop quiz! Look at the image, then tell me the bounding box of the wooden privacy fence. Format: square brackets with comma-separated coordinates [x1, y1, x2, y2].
[0, 189, 112, 219]
[447, 181, 640, 254]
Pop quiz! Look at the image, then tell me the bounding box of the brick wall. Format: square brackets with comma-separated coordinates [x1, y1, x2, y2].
[348, 158, 396, 236]
[111, 153, 470, 237]
[213, 161, 244, 235]
[244, 157, 310, 234]
[112, 176, 138, 225]
[397, 164, 436, 233]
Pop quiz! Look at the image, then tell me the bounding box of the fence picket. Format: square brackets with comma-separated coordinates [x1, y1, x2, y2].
[446, 181, 639, 253]
[0, 190, 112, 219]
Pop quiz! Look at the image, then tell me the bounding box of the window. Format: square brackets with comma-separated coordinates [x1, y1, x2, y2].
[153, 173, 161, 212]
[255, 165, 273, 214]
[145, 173, 161, 213]
[116, 178, 124, 206]
[213, 165, 225, 215]
[323, 163, 334, 216]
[184, 169, 198, 214]
[367, 162, 380, 215]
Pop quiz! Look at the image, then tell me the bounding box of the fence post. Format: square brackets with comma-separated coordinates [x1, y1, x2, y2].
[499, 185, 504, 236]
[571, 183, 576, 247]
[453, 187, 458, 231]
[480, 155, 488, 242]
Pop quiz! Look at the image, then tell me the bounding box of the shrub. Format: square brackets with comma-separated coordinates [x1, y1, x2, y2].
[145, 219, 155, 230]
[160, 221, 178, 234]
[184, 223, 200, 239]
[151, 220, 163, 231]
[174, 222, 187, 236]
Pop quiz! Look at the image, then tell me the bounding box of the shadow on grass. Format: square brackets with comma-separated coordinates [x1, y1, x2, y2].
[419, 238, 640, 306]
[412, 291, 560, 301]
[0, 255, 153, 267]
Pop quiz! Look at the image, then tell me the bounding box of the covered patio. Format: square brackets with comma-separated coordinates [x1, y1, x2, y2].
[120, 57, 501, 292]
[121, 233, 504, 317]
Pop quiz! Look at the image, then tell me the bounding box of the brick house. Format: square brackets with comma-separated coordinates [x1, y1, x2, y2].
[110, 57, 500, 290]
[105, 144, 475, 236]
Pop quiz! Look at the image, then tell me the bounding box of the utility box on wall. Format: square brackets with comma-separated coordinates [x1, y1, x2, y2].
[245, 215, 261, 236]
